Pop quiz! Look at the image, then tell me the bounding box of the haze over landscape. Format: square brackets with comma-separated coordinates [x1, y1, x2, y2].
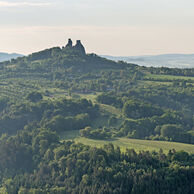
[103, 54, 194, 68]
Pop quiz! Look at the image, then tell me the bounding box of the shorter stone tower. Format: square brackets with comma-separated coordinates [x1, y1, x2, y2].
[65, 38, 73, 48]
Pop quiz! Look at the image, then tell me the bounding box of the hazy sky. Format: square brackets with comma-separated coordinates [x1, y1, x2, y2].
[1, 0, 194, 55]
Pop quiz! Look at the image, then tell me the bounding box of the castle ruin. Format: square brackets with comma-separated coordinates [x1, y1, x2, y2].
[64, 39, 86, 55]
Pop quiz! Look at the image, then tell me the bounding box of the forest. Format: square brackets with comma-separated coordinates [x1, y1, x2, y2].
[0, 41, 193, 193]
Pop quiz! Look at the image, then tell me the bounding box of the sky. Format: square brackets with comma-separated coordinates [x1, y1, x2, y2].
[0, 0, 194, 56]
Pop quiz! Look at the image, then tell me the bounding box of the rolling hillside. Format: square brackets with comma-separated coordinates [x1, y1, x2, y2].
[0, 39, 193, 145]
[0, 40, 193, 193]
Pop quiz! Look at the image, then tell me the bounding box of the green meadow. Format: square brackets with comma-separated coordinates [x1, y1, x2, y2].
[61, 130, 194, 154]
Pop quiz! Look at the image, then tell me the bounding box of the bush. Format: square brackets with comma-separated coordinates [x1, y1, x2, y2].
[26, 91, 43, 102]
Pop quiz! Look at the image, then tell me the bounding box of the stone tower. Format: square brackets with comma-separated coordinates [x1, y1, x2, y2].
[73, 40, 86, 55]
[64, 39, 86, 55]
[65, 38, 73, 48]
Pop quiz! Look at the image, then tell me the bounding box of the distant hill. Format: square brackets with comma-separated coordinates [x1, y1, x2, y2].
[102, 54, 194, 68]
[0, 52, 23, 62]
[1, 40, 131, 72]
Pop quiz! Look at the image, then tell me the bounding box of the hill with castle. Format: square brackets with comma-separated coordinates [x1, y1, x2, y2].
[1, 39, 131, 72]
[0, 39, 193, 193]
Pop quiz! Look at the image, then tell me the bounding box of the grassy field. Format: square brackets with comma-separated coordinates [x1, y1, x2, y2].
[75, 137, 194, 154]
[61, 131, 194, 154]
[140, 80, 172, 86]
[145, 74, 194, 82]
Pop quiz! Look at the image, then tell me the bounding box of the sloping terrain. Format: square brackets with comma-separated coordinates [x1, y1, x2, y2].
[0, 41, 193, 193]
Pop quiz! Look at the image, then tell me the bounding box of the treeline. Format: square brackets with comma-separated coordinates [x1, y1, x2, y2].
[147, 66, 194, 77]
[0, 128, 193, 193]
[94, 92, 194, 144]
[0, 96, 99, 135]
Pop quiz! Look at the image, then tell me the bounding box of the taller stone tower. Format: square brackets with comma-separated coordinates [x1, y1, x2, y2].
[73, 40, 86, 55]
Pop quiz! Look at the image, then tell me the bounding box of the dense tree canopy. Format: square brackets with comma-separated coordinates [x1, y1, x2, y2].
[0, 128, 193, 193]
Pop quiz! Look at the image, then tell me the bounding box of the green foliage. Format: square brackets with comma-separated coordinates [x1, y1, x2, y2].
[172, 150, 190, 163]
[45, 113, 90, 132]
[0, 128, 193, 193]
[80, 126, 112, 139]
[0, 98, 99, 136]
[26, 91, 43, 102]
[161, 124, 183, 139]
[108, 116, 118, 126]
[123, 100, 163, 119]
[96, 92, 123, 108]
[0, 97, 9, 111]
